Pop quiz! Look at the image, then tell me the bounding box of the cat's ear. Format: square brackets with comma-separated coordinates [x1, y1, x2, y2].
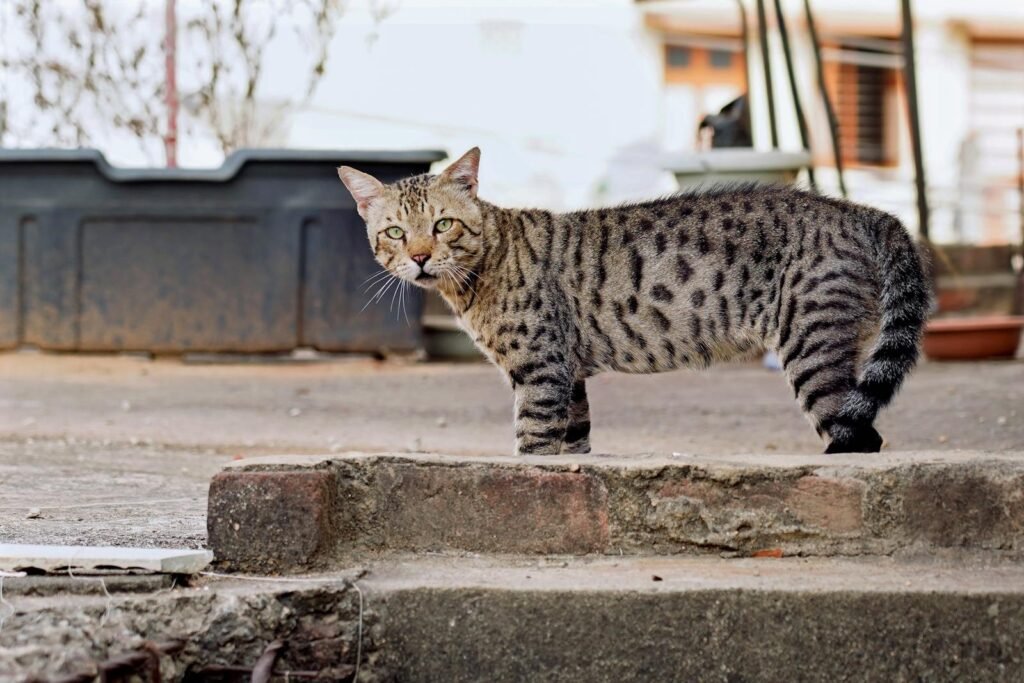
[439, 147, 480, 197]
[338, 166, 384, 219]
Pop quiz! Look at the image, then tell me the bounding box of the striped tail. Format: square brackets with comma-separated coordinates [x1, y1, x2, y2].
[828, 212, 932, 452]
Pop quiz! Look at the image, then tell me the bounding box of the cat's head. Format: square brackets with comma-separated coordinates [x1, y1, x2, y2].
[338, 148, 485, 290]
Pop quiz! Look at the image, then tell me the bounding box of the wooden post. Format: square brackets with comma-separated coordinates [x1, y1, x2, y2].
[164, 0, 178, 168]
[803, 0, 847, 197]
[900, 0, 929, 239]
[773, 0, 816, 190]
[755, 0, 779, 149]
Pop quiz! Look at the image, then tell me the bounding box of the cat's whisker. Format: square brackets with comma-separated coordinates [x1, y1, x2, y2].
[359, 268, 390, 287]
[447, 266, 479, 298]
[361, 270, 394, 292]
[450, 263, 486, 284]
[441, 270, 461, 296]
[401, 281, 411, 326]
[361, 275, 398, 312]
[376, 277, 400, 303]
[389, 275, 402, 312]
[396, 280, 404, 323]
[440, 269, 462, 294]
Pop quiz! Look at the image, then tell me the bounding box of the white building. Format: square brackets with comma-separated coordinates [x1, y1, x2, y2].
[281, 0, 1024, 244]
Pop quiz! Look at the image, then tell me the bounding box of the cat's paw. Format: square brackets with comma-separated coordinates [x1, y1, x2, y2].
[824, 425, 883, 454]
[515, 442, 562, 456]
[560, 440, 591, 455]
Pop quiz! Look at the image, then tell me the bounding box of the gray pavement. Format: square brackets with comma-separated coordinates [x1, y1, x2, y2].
[1, 351, 1022, 548]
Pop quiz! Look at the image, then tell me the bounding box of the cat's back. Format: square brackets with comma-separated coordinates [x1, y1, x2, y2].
[557, 184, 861, 296]
[547, 184, 887, 373]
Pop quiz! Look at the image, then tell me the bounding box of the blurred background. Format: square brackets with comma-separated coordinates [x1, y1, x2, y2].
[2, 0, 1022, 239]
[0, 0, 1022, 358]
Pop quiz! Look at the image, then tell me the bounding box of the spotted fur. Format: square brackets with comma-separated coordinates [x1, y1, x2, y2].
[339, 148, 931, 455]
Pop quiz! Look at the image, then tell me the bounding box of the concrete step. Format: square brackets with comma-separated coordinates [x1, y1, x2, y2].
[366, 555, 1024, 682]
[6, 556, 1024, 681]
[207, 451, 1024, 573]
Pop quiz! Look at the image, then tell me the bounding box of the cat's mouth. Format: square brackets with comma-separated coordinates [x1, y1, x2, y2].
[415, 272, 437, 285]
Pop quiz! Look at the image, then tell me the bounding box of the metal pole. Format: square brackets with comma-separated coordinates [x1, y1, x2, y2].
[735, 0, 753, 144]
[1018, 128, 1024, 258]
[773, 0, 816, 190]
[164, 0, 178, 168]
[1014, 127, 1024, 315]
[803, 0, 847, 197]
[755, 0, 779, 149]
[900, 0, 929, 239]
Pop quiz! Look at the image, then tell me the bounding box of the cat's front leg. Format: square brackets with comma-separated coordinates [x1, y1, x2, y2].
[511, 366, 572, 455]
[560, 379, 591, 454]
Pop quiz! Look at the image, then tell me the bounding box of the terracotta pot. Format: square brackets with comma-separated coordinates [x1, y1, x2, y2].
[923, 316, 1024, 361]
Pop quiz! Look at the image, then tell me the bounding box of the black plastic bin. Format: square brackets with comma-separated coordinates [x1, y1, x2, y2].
[0, 148, 445, 353]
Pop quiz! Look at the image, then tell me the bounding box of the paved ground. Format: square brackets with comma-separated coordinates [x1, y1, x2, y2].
[1, 351, 1022, 548]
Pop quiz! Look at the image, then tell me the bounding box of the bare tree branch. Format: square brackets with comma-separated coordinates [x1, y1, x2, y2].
[1, 0, 357, 163]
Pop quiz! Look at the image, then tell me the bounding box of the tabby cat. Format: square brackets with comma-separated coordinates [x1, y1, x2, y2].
[338, 148, 930, 455]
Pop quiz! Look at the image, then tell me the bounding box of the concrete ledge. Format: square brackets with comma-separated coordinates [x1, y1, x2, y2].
[9, 556, 1024, 681]
[208, 451, 1024, 572]
[368, 556, 1024, 683]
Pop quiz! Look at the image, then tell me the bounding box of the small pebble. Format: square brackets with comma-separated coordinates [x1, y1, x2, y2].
[121, 400, 132, 412]
[568, 463, 580, 473]
[26, 507, 42, 519]
[288, 407, 302, 417]
[938, 434, 948, 443]
[997, 416, 1007, 426]
[436, 416, 448, 428]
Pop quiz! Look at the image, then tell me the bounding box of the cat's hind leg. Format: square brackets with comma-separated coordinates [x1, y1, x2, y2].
[561, 380, 592, 454]
[780, 334, 883, 454]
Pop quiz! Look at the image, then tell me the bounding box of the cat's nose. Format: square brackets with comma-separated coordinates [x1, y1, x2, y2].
[410, 253, 431, 268]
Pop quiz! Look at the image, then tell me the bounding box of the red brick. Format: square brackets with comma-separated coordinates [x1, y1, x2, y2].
[370, 464, 609, 554]
[207, 469, 337, 571]
[785, 476, 866, 534]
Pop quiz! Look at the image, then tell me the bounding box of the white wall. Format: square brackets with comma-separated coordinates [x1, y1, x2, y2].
[286, 0, 673, 209]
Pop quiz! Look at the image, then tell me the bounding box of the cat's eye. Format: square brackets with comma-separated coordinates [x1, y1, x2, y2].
[434, 218, 454, 234]
[384, 226, 405, 240]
